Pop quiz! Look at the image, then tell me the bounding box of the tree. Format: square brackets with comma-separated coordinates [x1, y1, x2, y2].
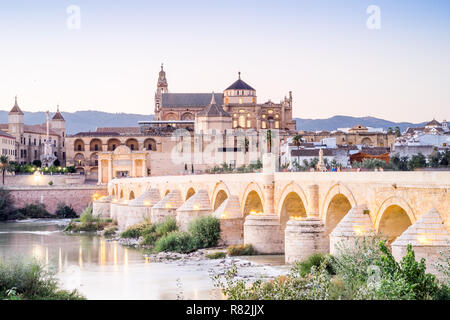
[292, 135, 303, 150]
[0, 155, 9, 185]
[387, 127, 393, 134]
[390, 154, 409, 171]
[408, 153, 427, 171]
[394, 126, 401, 137]
[428, 149, 442, 168]
[266, 130, 272, 153]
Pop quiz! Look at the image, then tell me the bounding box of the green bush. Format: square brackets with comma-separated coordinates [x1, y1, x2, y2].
[140, 217, 178, 246]
[226, 244, 257, 256]
[292, 253, 335, 277]
[0, 258, 85, 300]
[0, 188, 16, 221]
[153, 231, 196, 253]
[120, 221, 152, 238]
[79, 207, 95, 224]
[55, 203, 77, 219]
[155, 217, 178, 235]
[103, 226, 118, 237]
[215, 236, 450, 300]
[207, 252, 226, 259]
[188, 216, 221, 249]
[17, 203, 51, 219]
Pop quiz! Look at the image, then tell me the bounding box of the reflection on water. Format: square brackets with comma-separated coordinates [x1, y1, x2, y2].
[0, 220, 224, 300]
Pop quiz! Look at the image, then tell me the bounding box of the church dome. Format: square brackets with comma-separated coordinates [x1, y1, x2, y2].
[225, 72, 255, 91]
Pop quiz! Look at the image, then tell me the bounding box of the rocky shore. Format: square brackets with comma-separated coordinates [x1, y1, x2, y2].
[107, 235, 289, 281]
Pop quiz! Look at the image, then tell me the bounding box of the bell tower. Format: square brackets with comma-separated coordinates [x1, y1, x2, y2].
[155, 63, 168, 120]
[8, 96, 24, 137]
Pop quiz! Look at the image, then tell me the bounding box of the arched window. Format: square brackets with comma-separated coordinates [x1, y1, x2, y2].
[239, 115, 246, 128]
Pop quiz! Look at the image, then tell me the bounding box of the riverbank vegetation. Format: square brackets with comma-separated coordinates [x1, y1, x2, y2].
[120, 216, 221, 254]
[214, 236, 449, 300]
[0, 189, 77, 221]
[64, 207, 116, 232]
[0, 258, 85, 300]
[226, 244, 257, 256]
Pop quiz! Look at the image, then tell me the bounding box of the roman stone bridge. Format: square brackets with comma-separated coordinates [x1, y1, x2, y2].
[94, 155, 449, 274]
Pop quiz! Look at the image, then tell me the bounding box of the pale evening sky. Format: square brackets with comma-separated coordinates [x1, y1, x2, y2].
[0, 0, 449, 123]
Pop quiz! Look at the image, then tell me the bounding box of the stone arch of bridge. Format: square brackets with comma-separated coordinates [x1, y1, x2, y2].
[211, 181, 231, 211]
[375, 196, 415, 243]
[185, 187, 196, 201]
[320, 182, 357, 220]
[241, 182, 265, 217]
[277, 182, 309, 230]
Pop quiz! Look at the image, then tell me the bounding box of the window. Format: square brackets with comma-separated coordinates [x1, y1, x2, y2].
[94, 144, 99, 151]
[225, 98, 229, 104]
[77, 145, 82, 151]
[268, 110, 274, 114]
[112, 144, 116, 151]
[34, 150, 37, 159]
[247, 120, 251, 128]
[148, 144, 153, 151]
[130, 144, 135, 151]
[275, 121, 280, 129]
[262, 121, 267, 129]
[233, 120, 238, 128]
[238, 116, 246, 128]
[34, 139, 36, 146]
[239, 109, 245, 113]
[238, 98, 243, 104]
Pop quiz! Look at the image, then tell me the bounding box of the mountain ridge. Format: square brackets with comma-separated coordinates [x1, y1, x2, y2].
[0, 110, 429, 134]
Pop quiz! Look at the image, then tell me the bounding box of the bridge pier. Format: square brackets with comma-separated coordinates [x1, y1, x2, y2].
[115, 200, 130, 230]
[392, 208, 450, 278]
[329, 205, 375, 255]
[93, 195, 113, 218]
[151, 190, 183, 224]
[125, 189, 161, 228]
[244, 214, 284, 254]
[176, 190, 212, 231]
[284, 184, 328, 263]
[244, 153, 284, 254]
[212, 195, 243, 245]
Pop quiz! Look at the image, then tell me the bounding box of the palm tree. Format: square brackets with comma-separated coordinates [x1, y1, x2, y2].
[265, 130, 272, 153]
[292, 134, 303, 165]
[0, 155, 9, 185]
[292, 134, 303, 150]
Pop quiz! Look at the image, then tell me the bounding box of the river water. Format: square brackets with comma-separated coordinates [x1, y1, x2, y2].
[0, 220, 287, 300]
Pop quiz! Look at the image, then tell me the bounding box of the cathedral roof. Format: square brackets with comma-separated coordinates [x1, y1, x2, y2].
[161, 93, 224, 108]
[9, 96, 24, 115]
[52, 106, 65, 121]
[425, 119, 441, 127]
[225, 73, 255, 91]
[197, 93, 231, 117]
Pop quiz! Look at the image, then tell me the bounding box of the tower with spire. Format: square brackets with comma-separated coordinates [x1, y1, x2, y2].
[51, 105, 66, 137]
[155, 63, 168, 119]
[51, 105, 66, 166]
[8, 96, 24, 136]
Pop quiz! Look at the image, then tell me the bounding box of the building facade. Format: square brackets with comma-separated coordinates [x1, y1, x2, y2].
[154, 66, 296, 131]
[0, 97, 66, 165]
[299, 124, 396, 149]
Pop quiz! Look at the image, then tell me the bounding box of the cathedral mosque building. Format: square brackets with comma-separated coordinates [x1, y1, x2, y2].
[154, 65, 296, 131]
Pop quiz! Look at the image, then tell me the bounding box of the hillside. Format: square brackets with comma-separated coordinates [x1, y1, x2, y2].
[0, 110, 426, 134]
